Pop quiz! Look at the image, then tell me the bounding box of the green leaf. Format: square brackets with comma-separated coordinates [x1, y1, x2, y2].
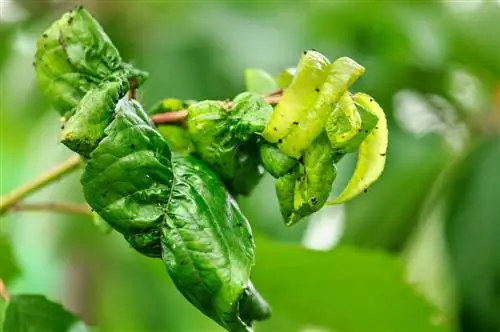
[252, 238, 448, 332]
[444, 138, 500, 331]
[81, 99, 269, 331]
[244, 69, 278, 94]
[34, 6, 147, 118]
[274, 68, 295, 89]
[279, 57, 365, 158]
[157, 125, 194, 154]
[186, 100, 238, 180]
[229, 92, 273, 142]
[277, 133, 337, 225]
[328, 93, 388, 205]
[2, 295, 84, 332]
[0, 233, 20, 285]
[262, 50, 330, 144]
[259, 143, 297, 178]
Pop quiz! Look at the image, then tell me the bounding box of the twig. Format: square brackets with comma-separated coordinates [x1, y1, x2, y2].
[0, 279, 10, 302]
[151, 93, 282, 125]
[12, 202, 93, 217]
[0, 155, 82, 215]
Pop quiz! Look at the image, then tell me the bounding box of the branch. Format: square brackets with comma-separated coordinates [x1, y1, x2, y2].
[0, 279, 10, 302]
[0, 155, 82, 215]
[151, 94, 282, 125]
[11, 202, 93, 217]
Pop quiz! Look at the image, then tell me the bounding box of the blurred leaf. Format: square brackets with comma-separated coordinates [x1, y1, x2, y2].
[3, 294, 85, 332]
[341, 130, 450, 251]
[252, 237, 447, 332]
[0, 233, 21, 285]
[244, 69, 278, 94]
[444, 137, 500, 331]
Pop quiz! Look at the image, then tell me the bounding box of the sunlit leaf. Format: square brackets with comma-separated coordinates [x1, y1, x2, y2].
[244, 69, 278, 95]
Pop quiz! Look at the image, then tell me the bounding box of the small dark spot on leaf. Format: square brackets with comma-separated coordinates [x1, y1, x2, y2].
[60, 124, 65, 130]
[311, 197, 317, 204]
[237, 222, 243, 227]
[358, 129, 362, 132]
[129, 144, 135, 149]
[369, 98, 373, 102]
[311, 48, 316, 51]
[380, 153, 386, 156]
[273, 127, 277, 131]
[278, 139, 282, 144]
[303, 51, 307, 55]
[364, 189, 368, 193]
[315, 88, 320, 92]
[293, 121, 299, 125]
[67, 17, 73, 24]
[42, 33, 48, 38]
[365, 130, 369, 133]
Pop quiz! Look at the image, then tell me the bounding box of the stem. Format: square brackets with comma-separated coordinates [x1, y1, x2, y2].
[0, 155, 82, 215]
[151, 94, 282, 125]
[0, 279, 10, 302]
[12, 203, 92, 217]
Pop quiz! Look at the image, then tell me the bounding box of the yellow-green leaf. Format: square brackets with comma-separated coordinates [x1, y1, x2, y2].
[327, 93, 388, 205]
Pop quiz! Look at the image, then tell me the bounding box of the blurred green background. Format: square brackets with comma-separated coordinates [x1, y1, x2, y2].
[1, 1, 500, 331]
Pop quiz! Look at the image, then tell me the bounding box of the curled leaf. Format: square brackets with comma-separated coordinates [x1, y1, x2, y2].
[34, 6, 147, 118]
[262, 50, 330, 143]
[259, 143, 297, 178]
[275, 67, 296, 89]
[276, 134, 337, 225]
[229, 92, 273, 142]
[327, 93, 388, 205]
[279, 57, 365, 158]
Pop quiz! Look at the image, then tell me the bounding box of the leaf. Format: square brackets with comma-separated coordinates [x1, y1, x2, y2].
[61, 80, 128, 156]
[278, 134, 337, 225]
[444, 138, 500, 331]
[262, 50, 330, 144]
[0, 233, 20, 285]
[279, 57, 365, 158]
[259, 143, 297, 178]
[251, 237, 448, 332]
[229, 92, 273, 142]
[274, 68, 295, 89]
[244, 69, 278, 94]
[157, 125, 194, 154]
[328, 93, 388, 205]
[34, 6, 147, 118]
[81, 99, 269, 331]
[2, 295, 85, 332]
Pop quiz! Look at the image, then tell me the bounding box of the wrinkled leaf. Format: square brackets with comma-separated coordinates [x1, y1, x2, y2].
[244, 69, 278, 95]
[34, 6, 147, 119]
[3, 295, 85, 332]
[328, 93, 388, 205]
[279, 57, 365, 158]
[262, 50, 330, 144]
[229, 92, 273, 142]
[81, 99, 269, 331]
[275, 134, 337, 225]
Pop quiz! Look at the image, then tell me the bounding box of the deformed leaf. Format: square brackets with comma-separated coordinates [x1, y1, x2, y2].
[244, 69, 278, 95]
[34, 6, 147, 118]
[279, 57, 365, 158]
[262, 50, 330, 144]
[274, 68, 295, 89]
[229, 92, 273, 142]
[3, 295, 85, 332]
[275, 134, 337, 225]
[259, 143, 297, 178]
[328, 93, 388, 205]
[81, 99, 269, 330]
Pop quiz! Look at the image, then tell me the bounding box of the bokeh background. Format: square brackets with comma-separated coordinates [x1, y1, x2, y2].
[2, 1, 500, 331]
